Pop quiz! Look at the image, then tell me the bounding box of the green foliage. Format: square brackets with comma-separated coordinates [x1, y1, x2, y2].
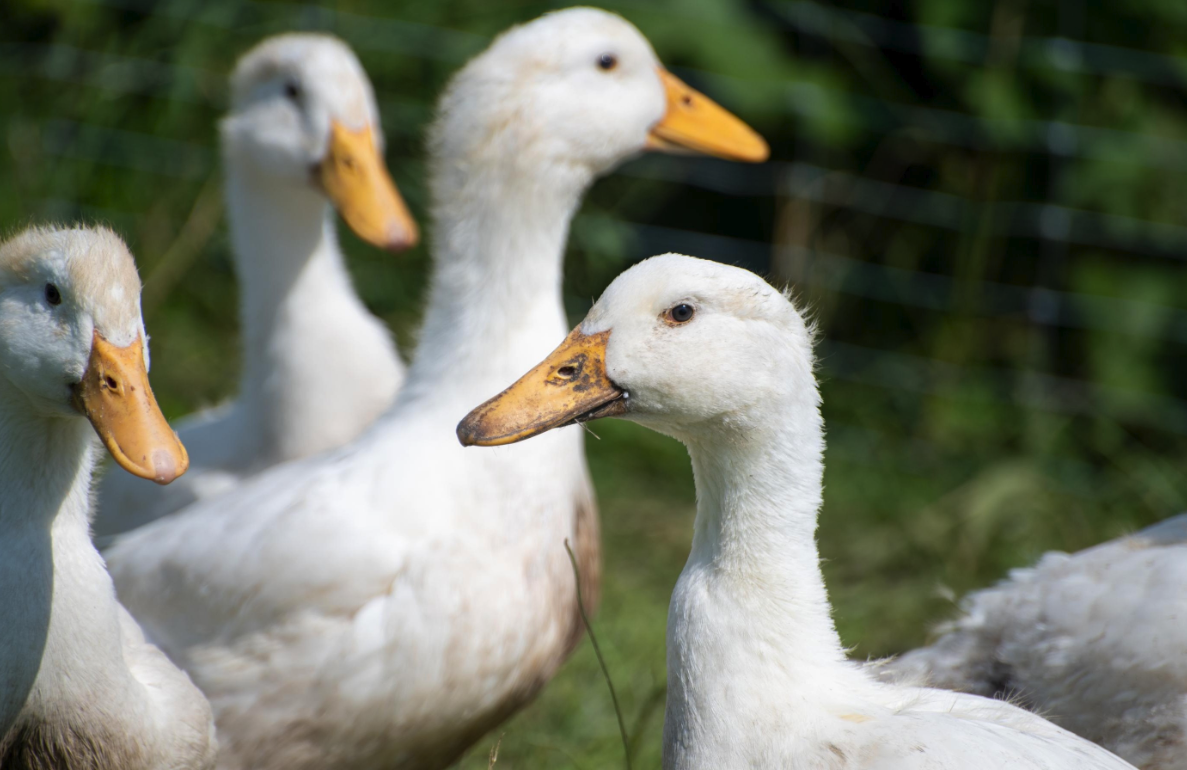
[3, 0, 1187, 766]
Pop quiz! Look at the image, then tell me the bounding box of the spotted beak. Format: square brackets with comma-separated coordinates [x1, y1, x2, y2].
[318, 121, 419, 252]
[457, 328, 627, 447]
[646, 68, 769, 163]
[71, 332, 189, 485]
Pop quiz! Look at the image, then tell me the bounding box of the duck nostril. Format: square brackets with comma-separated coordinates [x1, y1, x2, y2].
[682, 95, 693, 107]
[104, 375, 119, 391]
[556, 365, 578, 379]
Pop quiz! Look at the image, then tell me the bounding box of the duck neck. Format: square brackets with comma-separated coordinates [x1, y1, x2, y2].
[401, 155, 592, 406]
[0, 379, 119, 735]
[0, 384, 94, 532]
[224, 167, 397, 458]
[226, 170, 340, 372]
[684, 414, 843, 665]
[664, 402, 853, 763]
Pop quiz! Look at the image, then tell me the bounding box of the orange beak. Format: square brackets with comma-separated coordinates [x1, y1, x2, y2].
[646, 68, 769, 163]
[72, 332, 188, 485]
[457, 327, 626, 447]
[319, 121, 419, 252]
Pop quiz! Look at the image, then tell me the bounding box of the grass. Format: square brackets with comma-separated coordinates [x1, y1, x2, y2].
[564, 539, 632, 770]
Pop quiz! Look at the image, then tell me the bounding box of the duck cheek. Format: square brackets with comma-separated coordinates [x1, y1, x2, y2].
[0, 323, 75, 407]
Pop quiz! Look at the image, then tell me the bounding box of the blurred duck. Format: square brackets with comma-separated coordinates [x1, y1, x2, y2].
[0, 226, 215, 769]
[882, 514, 1187, 769]
[95, 34, 417, 537]
[457, 253, 1137, 770]
[106, 9, 766, 769]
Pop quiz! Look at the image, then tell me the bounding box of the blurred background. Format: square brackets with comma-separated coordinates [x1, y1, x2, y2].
[4, 0, 1187, 766]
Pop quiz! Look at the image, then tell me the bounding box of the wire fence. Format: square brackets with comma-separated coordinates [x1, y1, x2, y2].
[4, 0, 1187, 464]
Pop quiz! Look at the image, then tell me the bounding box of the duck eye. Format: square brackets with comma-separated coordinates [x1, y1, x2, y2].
[597, 53, 618, 71]
[667, 303, 695, 324]
[45, 283, 62, 306]
[283, 81, 301, 101]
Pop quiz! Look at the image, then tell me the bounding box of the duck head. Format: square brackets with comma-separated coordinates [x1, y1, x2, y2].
[458, 254, 815, 447]
[432, 7, 769, 187]
[221, 33, 418, 251]
[0, 226, 188, 484]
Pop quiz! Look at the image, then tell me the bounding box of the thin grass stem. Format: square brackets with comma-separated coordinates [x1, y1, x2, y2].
[564, 538, 631, 770]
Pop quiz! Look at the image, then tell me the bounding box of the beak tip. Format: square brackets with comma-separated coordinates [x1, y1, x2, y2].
[384, 226, 419, 253]
[456, 419, 479, 447]
[149, 448, 181, 485]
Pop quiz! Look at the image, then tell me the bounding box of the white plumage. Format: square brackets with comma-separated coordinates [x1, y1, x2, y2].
[0, 226, 216, 769]
[105, 10, 766, 769]
[95, 34, 416, 538]
[884, 514, 1187, 769]
[459, 253, 1138, 770]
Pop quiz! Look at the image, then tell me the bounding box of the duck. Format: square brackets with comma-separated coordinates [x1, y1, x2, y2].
[95, 33, 418, 538]
[457, 253, 1137, 770]
[0, 225, 216, 769]
[880, 514, 1187, 769]
[104, 9, 768, 770]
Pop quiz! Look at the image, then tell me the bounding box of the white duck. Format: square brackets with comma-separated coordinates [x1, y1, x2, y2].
[882, 514, 1187, 769]
[458, 253, 1138, 770]
[0, 225, 215, 769]
[105, 9, 767, 770]
[95, 33, 417, 537]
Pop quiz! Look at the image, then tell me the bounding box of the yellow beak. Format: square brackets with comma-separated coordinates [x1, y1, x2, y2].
[319, 121, 419, 252]
[646, 68, 769, 163]
[72, 332, 189, 485]
[457, 327, 627, 447]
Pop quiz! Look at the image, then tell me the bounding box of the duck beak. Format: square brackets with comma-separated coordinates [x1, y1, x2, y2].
[646, 68, 769, 163]
[318, 121, 419, 252]
[457, 327, 627, 447]
[71, 332, 189, 485]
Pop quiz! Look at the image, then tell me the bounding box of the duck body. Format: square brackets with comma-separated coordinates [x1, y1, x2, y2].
[0, 435, 214, 769]
[109, 187, 598, 767]
[111, 393, 595, 770]
[885, 515, 1187, 769]
[458, 254, 1137, 770]
[0, 226, 215, 770]
[108, 9, 767, 767]
[107, 11, 772, 766]
[95, 34, 416, 536]
[113, 171, 597, 761]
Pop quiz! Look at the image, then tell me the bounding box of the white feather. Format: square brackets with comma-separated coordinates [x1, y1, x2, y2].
[565, 254, 1137, 770]
[883, 514, 1187, 769]
[0, 226, 215, 769]
[94, 34, 404, 538]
